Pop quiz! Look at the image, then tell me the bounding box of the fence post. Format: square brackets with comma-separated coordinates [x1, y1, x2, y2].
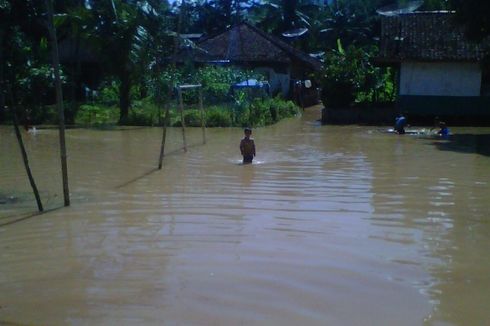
[8, 87, 44, 212]
[158, 104, 171, 169]
[199, 87, 206, 144]
[46, 0, 70, 206]
[178, 87, 187, 152]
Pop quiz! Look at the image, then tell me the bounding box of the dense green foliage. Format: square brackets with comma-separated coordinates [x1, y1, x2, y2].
[320, 42, 395, 108]
[1, 0, 465, 125]
[449, 0, 490, 41]
[73, 95, 299, 128]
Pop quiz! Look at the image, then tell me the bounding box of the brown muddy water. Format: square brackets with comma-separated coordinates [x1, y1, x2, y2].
[1, 107, 490, 325]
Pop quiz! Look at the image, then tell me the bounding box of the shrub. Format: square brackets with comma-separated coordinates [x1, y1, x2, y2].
[234, 97, 299, 127]
[129, 98, 160, 126]
[97, 82, 119, 106]
[76, 104, 118, 126]
[184, 109, 204, 127]
[270, 97, 300, 121]
[126, 109, 153, 126]
[206, 107, 232, 127]
[319, 44, 362, 108]
[30, 104, 58, 125]
[319, 42, 396, 108]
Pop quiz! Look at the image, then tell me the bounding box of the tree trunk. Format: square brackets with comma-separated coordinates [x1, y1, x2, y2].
[119, 71, 131, 124]
[46, 0, 70, 207]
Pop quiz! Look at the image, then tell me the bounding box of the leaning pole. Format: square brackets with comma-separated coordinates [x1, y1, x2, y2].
[7, 85, 44, 212]
[45, 0, 70, 206]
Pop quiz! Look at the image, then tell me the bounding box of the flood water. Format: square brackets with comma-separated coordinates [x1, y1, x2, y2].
[1, 107, 490, 325]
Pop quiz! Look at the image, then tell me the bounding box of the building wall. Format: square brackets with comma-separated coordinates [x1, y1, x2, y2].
[400, 62, 481, 96]
[255, 67, 290, 96]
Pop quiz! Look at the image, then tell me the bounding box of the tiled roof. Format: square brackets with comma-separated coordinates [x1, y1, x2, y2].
[378, 12, 487, 62]
[192, 22, 322, 71]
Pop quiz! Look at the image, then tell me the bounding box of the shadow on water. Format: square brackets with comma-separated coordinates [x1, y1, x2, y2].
[114, 142, 204, 189]
[427, 134, 490, 157]
[0, 206, 65, 228]
[115, 167, 160, 189]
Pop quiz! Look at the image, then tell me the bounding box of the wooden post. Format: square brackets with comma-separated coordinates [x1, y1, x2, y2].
[158, 104, 171, 170]
[12, 109, 44, 212]
[0, 30, 5, 119]
[178, 87, 187, 152]
[7, 85, 44, 212]
[157, 0, 183, 168]
[199, 87, 206, 144]
[46, 0, 70, 206]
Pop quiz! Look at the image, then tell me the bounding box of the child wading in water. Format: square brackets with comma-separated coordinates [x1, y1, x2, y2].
[240, 127, 256, 164]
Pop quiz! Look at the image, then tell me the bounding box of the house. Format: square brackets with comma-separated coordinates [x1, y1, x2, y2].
[58, 38, 102, 99]
[186, 22, 322, 104]
[376, 11, 490, 119]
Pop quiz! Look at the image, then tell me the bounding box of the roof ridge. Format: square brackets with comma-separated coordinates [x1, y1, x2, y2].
[239, 22, 322, 70]
[196, 21, 321, 70]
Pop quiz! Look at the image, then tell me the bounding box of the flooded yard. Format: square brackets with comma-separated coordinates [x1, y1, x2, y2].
[1, 108, 490, 325]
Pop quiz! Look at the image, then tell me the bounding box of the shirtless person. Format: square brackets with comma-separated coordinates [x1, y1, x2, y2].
[240, 127, 256, 164]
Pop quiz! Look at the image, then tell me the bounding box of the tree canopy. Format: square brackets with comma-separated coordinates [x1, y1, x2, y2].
[2, 0, 481, 125]
[450, 0, 490, 41]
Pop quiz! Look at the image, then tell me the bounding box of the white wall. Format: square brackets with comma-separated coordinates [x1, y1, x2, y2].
[255, 67, 290, 96]
[399, 62, 482, 96]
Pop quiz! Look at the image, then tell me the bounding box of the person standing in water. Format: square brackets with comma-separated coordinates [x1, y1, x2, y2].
[437, 121, 450, 136]
[240, 127, 256, 164]
[394, 114, 407, 134]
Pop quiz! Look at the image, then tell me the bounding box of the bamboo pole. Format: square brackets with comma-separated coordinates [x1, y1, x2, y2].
[12, 110, 44, 212]
[0, 30, 5, 119]
[157, 0, 184, 168]
[7, 87, 44, 212]
[158, 104, 171, 170]
[178, 87, 187, 152]
[199, 87, 206, 144]
[45, 0, 70, 206]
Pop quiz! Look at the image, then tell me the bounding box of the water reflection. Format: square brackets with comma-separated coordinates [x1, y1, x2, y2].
[429, 132, 490, 157]
[1, 116, 490, 325]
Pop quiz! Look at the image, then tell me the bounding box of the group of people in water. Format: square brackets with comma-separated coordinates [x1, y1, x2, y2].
[241, 114, 451, 164]
[394, 114, 450, 136]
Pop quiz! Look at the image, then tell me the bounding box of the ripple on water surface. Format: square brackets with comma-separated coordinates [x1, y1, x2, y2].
[1, 123, 490, 325]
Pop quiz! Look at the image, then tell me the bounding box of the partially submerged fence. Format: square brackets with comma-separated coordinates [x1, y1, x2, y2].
[158, 84, 206, 169]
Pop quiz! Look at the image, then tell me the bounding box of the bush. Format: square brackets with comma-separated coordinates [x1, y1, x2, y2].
[270, 97, 299, 121]
[206, 107, 232, 127]
[97, 82, 119, 106]
[319, 42, 396, 108]
[75, 104, 118, 126]
[321, 80, 356, 108]
[319, 44, 363, 108]
[184, 109, 205, 127]
[197, 66, 261, 104]
[128, 98, 160, 126]
[150, 66, 264, 105]
[234, 97, 299, 127]
[30, 104, 58, 125]
[126, 109, 153, 126]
